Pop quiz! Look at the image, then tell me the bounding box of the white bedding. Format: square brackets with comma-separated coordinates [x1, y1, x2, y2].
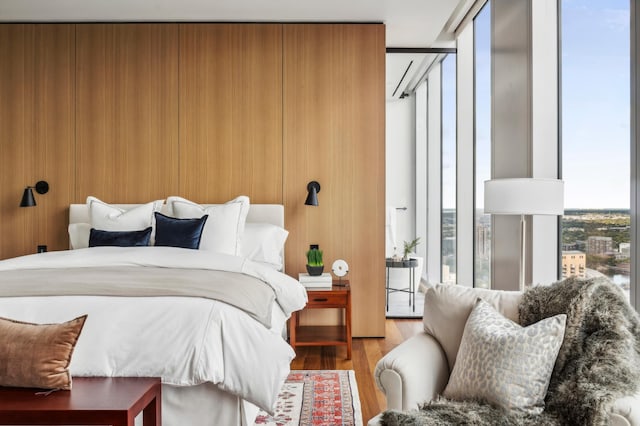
[0, 247, 307, 413]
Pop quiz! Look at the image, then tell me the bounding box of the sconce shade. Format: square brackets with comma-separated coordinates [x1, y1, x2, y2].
[20, 188, 36, 207]
[304, 181, 321, 206]
[19, 180, 49, 208]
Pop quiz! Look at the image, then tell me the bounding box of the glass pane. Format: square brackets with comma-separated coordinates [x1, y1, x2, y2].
[474, 3, 491, 288]
[442, 54, 457, 284]
[560, 0, 630, 301]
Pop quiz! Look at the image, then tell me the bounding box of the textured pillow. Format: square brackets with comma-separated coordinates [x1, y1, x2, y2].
[443, 298, 566, 415]
[89, 227, 152, 247]
[241, 222, 288, 269]
[87, 196, 163, 232]
[154, 212, 208, 249]
[424, 284, 522, 370]
[166, 196, 250, 256]
[0, 315, 87, 390]
[68, 222, 91, 249]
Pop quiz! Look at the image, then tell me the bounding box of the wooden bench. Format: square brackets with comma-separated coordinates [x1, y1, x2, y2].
[0, 377, 161, 426]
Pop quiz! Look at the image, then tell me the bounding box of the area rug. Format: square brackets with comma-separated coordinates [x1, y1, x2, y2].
[253, 370, 363, 426]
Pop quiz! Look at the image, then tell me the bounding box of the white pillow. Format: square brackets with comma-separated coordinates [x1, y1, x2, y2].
[166, 196, 250, 256]
[68, 223, 91, 249]
[87, 196, 164, 231]
[443, 298, 566, 415]
[242, 222, 288, 270]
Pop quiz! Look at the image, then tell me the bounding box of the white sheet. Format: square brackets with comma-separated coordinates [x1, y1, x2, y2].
[0, 247, 308, 413]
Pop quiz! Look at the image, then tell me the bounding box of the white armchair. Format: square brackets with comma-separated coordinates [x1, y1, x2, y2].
[369, 284, 640, 426]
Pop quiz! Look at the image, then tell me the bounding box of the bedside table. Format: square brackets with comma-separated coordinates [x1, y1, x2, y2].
[289, 281, 352, 359]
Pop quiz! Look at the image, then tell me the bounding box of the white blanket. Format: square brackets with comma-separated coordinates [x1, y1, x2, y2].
[0, 247, 308, 413]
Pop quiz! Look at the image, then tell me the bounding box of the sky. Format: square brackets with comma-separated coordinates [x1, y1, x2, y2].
[561, 0, 630, 209]
[443, 0, 631, 210]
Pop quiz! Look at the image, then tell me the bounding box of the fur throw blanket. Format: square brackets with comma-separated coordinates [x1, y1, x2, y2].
[381, 277, 640, 426]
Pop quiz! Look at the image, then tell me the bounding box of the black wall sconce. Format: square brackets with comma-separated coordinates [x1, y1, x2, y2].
[304, 181, 321, 206]
[20, 181, 49, 207]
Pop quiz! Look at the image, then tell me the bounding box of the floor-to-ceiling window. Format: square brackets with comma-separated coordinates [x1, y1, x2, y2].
[560, 0, 631, 301]
[442, 54, 457, 284]
[474, 3, 491, 288]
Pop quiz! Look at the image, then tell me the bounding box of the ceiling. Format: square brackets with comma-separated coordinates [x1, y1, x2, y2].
[0, 0, 471, 47]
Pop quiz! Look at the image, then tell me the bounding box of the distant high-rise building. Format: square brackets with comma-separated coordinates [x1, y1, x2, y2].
[587, 236, 613, 255]
[619, 242, 631, 257]
[476, 224, 490, 258]
[562, 251, 586, 279]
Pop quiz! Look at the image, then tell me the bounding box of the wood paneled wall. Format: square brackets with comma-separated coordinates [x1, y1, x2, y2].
[0, 23, 385, 336]
[179, 24, 283, 203]
[76, 24, 179, 202]
[283, 24, 386, 337]
[0, 24, 75, 257]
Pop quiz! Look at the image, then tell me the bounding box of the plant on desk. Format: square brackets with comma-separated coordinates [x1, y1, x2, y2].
[306, 247, 324, 276]
[403, 237, 420, 264]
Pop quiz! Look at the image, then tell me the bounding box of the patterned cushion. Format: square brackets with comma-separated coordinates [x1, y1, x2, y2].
[443, 298, 566, 415]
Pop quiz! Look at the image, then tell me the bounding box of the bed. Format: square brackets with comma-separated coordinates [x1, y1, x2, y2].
[0, 198, 307, 426]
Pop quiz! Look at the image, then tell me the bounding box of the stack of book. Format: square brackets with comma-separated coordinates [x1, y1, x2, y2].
[298, 273, 333, 289]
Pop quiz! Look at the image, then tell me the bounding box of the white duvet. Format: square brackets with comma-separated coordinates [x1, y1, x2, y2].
[0, 247, 308, 413]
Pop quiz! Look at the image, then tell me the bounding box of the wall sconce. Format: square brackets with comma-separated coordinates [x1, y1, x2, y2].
[304, 181, 320, 206]
[20, 181, 49, 207]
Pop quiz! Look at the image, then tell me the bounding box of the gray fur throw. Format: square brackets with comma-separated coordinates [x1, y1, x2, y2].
[381, 277, 640, 426]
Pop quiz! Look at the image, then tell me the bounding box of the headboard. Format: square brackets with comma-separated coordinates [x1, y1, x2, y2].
[69, 204, 285, 227]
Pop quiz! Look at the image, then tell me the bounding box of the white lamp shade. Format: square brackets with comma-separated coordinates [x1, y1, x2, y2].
[484, 178, 564, 215]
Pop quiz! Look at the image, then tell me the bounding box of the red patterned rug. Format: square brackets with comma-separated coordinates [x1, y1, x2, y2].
[253, 370, 363, 426]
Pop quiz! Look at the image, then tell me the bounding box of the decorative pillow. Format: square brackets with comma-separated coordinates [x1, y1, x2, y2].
[0, 315, 87, 390]
[443, 298, 566, 415]
[87, 196, 163, 232]
[241, 222, 288, 269]
[89, 227, 152, 247]
[166, 196, 250, 256]
[424, 284, 523, 370]
[154, 212, 208, 249]
[68, 222, 91, 249]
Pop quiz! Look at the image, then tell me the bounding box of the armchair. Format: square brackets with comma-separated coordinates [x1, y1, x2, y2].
[369, 284, 640, 426]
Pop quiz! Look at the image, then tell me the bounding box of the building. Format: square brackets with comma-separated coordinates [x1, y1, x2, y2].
[619, 242, 631, 258]
[587, 236, 613, 255]
[476, 224, 490, 259]
[562, 251, 586, 279]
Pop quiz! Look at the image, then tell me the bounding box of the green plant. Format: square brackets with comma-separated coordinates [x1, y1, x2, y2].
[403, 237, 421, 259]
[306, 248, 324, 266]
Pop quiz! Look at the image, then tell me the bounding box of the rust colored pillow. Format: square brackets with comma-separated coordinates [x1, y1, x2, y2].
[0, 315, 87, 390]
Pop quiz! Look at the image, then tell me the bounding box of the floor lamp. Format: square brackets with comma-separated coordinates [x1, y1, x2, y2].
[484, 178, 564, 291]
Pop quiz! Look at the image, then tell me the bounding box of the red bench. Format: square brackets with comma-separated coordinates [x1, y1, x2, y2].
[0, 377, 161, 426]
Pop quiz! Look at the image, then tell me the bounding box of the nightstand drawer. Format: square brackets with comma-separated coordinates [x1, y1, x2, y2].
[307, 292, 347, 307]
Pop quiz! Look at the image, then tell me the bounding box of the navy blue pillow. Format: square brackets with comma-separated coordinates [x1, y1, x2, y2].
[89, 227, 152, 247]
[154, 212, 208, 250]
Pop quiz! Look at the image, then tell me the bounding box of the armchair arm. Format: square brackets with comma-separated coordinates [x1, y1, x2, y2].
[374, 332, 449, 411]
[610, 392, 640, 426]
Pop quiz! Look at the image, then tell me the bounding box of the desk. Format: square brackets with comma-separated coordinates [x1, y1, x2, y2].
[0, 377, 161, 426]
[386, 258, 418, 312]
[289, 282, 352, 359]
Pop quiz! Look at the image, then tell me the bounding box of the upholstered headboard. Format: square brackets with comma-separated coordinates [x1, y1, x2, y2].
[69, 204, 284, 227]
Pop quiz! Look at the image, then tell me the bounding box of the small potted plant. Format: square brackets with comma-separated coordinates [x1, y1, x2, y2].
[403, 237, 420, 266]
[306, 246, 324, 276]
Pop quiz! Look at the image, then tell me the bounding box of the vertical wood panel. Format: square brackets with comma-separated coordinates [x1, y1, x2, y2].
[283, 24, 386, 337]
[31, 25, 76, 253]
[0, 24, 74, 258]
[76, 24, 179, 203]
[0, 25, 29, 258]
[179, 24, 282, 203]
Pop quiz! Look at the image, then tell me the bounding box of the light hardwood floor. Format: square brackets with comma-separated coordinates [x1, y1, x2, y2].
[290, 318, 423, 423]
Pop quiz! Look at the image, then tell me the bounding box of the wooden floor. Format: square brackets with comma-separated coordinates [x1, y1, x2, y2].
[290, 318, 423, 423]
